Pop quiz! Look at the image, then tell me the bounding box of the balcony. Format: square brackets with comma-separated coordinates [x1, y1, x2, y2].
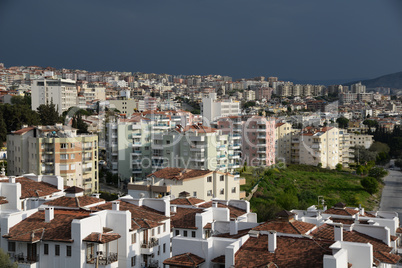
[190, 146, 205, 152]
[44, 149, 53, 154]
[132, 150, 142, 155]
[141, 238, 159, 254]
[83, 157, 92, 162]
[87, 252, 118, 265]
[83, 168, 92, 173]
[83, 147, 92, 151]
[292, 139, 299, 143]
[256, 128, 267, 132]
[189, 136, 205, 142]
[217, 154, 226, 159]
[12, 253, 39, 265]
[132, 169, 142, 174]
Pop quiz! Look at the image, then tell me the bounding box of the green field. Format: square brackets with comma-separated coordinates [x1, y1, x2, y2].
[240, 165, 382, 221]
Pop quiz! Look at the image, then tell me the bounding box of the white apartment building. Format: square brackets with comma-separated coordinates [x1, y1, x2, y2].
[31, 78, 77, 114]
[128, 168, 246, 200]
[7, 124, 99, 193]
[201, 93, 240, 123]
[292, 127, 340, 169]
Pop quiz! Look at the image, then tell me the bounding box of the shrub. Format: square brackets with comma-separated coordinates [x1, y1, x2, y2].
[336, 163, 343, 171]
[361, 177, 379, 195]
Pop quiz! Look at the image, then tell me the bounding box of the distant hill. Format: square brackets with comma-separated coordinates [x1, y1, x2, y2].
[344, 71, 402, 89]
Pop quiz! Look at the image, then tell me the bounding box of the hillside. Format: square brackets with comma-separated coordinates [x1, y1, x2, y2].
[344, 71, 402, 89]
[241, 165, 381, 222]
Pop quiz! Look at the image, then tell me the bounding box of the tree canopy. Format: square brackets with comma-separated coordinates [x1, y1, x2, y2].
[37, 102, 62, 126]
[336, 117, 349, 129]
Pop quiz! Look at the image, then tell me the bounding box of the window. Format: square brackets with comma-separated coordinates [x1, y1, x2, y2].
[207, 176, 212, 183]
[207, 190, 212, 196]
[131, 233, 136, 244]
[220, 188, 224, 195]
[71, 154, 75, 159]
[60, 164, 68, 171]
[158, 226, 161, 234]
[131, 256, 136, 267]
[163, 243, 166, 253]
[152, 229, 155, 236]
[70, 143, 75, 148]
[175, 230, 180, 236]
[220, 175, 224, 181]
[60, 154, 69, 160]
[183, 230, 188, 237]
[60, 143, 68, 149]
[158, 246, 160, 255]
[232, 187, 236, 193]
[193, 191, 197, 197]
[66, 246, 71, 257]
[8, 241, 15, 252]
[55, 245, 60, 256]
[192, 231, 196, 238]
[71, 164, 76, 170]
[163, 223, 166, 232]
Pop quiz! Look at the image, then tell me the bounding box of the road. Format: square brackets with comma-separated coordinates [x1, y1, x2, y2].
[379, 169, 402, 222]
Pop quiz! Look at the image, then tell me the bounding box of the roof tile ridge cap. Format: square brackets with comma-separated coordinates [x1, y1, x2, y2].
[186, 253, 196, 265]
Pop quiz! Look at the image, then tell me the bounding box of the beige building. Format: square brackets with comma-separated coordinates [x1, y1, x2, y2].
[128, 167, 246, 200]
[7, 124, 99, 193]
[292, 127, 340, 169]
[275, 122, 293, 164]
[349, 133, 373, 149]
[31, 78, 77, 114]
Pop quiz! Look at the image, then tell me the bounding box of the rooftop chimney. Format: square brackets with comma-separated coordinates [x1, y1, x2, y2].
[212, 202, 218, 208]
[359, 205, 365, 216]
[45, 207, 54, 222]
[171, 205, 177, 213]
[334, 223, 343, 241]
[230, 219, 238, 235]
[112, 201, 120, 211]
[9, 176, 16, 183]
[268, 231, 277, 253]
[92, 193, 101, 199]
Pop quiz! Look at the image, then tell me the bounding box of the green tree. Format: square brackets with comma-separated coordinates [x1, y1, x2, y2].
[72, 114, 89, 134]
[335, 163, 343, 171]
[361, 177, 379, 195]
[336, 117, 349, 129]
[353, 146, 377, 164]
[368, 167, 387, 181]
[0, 113, 7, 145]
[0, 248, 17, 267]
[369, 142, 390, 154]
[37, 102, 62, 126]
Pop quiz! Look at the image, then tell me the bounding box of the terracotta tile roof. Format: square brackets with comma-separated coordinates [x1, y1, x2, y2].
[252, 219, 316, 235]
[182, 124, 217, 134]
[214, 228, 252, 239]
[83, 232, 121, 244]
[44, 196, 105, 208]
[234, 235, 332, 268]
[198, 202, 246, 219]
[4, 209, 91, 242]
[11, 126, 34, 135]
[171, 207, 204, 229]
[329, 217, 355, 225]
[148, 167, 212, 181]
[390, 235, 398, 241]
[203, 223, 211, 229]
[163, 253, 205, 267]
[0, 196, 8, 205]
[323, 207, 359, 216]
[64, 186, 84, 193]
[93, 201, 168, 231]
[312, 224, 400, 264]
[0, 177, 61, 199]
[211, 255, 225, 263]
[170, 197, 205, 206]
[374, 251, 401, 265]
[396, 227, 402, 234]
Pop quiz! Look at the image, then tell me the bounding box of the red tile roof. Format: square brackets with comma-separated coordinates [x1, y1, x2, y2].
[65, 186, 84, 193]
[329, 217, 355, 225]
[312, 224, 400, 264]
[171, 207, 204, 229]
[0, 196, 8, 205]
[0, 177, 61, 199]
[93, 201, 168, 231]
[11, 126, 34, 135]
[163, 253, 205, 267]
[4, 209, 91, 242]
[253, 219, 316, 235]
[148, 168, 212, 181]
[170, 197, 205, 206]
[235, 235, 332, 267]
[198, 201, 246, 219]
[83, 232, 121, 244]
[44, 196, 105, 208]
[323, 207, 359, 216]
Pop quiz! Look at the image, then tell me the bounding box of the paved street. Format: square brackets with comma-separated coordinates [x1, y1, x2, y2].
[379, 169, 402, 222]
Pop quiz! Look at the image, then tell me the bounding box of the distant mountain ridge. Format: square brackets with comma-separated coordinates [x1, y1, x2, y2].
[343, 71, 402, 89]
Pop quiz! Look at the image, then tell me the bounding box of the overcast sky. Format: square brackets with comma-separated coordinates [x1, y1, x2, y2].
[1, 0, 402, 83]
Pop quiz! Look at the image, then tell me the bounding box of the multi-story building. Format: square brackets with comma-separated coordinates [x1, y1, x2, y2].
[339, 92, 357, 105]
[31, 78, 77, 114]
[255, 87, 272, 100]
[349, 133, 373, 149]
[351, 82, 366, 94]
[128, 168, 246, 200]
[275, 122, 293, 164]
[201, 93, 240, 123]
[7, 124, 99, 193]
[338, 130, 354, 167]
[242, 116, 275, 167]
[293, 127, 340, 169]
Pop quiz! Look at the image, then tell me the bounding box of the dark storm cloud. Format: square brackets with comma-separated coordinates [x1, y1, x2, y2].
[0, 0, 401, 82]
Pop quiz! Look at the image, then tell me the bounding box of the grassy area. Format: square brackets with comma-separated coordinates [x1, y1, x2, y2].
[241, 165, 382, 221]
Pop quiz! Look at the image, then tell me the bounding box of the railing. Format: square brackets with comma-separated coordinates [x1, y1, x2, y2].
[148, 259, 159, 268]
[13, 253, 39, 264]
[87, 252, 118, 265]
[142, 238, 159, 248]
